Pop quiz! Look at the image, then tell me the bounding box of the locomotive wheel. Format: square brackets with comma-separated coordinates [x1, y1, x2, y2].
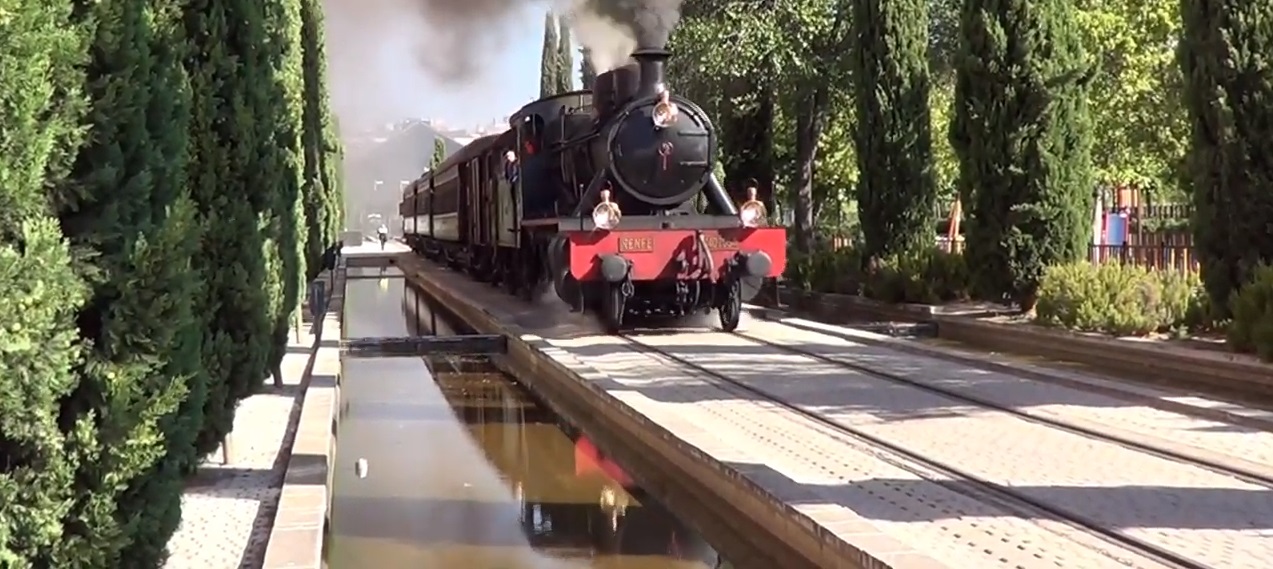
[601, 284, 625, 334]
[718, 282, 742, 332]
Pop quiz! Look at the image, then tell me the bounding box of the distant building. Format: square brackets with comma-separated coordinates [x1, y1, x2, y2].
[340, 114, 528, 230]
[432, 116, 513, 146]
[342, 120, 462, 232]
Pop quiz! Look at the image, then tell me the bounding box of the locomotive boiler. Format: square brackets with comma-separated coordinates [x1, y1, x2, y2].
[398, 42, 786, 333]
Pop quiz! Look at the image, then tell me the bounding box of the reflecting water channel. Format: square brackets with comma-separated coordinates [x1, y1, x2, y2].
[325, 268, 732, 568]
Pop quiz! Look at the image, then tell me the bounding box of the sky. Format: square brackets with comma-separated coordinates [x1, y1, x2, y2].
[324, 0, 566, 132]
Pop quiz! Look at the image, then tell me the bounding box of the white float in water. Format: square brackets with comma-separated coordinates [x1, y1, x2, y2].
[354, 458, 368, 478]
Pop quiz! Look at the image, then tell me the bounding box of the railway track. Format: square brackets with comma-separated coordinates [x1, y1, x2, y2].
[615, 323, 1272, 569]
[734, 329, 1273, 487]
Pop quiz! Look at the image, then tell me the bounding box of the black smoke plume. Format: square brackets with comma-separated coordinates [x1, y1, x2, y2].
[325, 0, 527, 88]
[563, 0, 684, 72]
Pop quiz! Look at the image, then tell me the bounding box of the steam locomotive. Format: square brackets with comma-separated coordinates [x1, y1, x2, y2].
[398, 44, 786, 332]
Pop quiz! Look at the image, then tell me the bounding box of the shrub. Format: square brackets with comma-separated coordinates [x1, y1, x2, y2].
[1161, 268, 1214, 332]
[863, 248, 971, 304]
[1227, 264, 1273, 361]
[785, 246, 865, 294]
[1035, 262, 1204, 336]
[785, 245, 971, 304]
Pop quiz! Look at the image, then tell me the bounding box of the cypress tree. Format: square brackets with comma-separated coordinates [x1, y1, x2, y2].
[949, 0, 1095, 307]
[48, 0, 203, 563]
[540, 12, 559, 98]
[300, 0, 342, 278]
[580, 47, 598, 90]
[259, 0, 309, 385]
[145, 0, 207, 486]
[1178, 0, 1273, 314]
[319, 87, 345, 259]
[557, 16, 574, 93]
[851, 0, 937, 262]
[185, 0, 276, 456]
[432, 138, 447, 168]
[0, 1, 87, 563]
[331, 117, 348, 233]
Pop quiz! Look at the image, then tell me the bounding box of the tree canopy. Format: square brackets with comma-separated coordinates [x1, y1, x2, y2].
[0, 0, 342, 562]
[540, 13, 560, 98]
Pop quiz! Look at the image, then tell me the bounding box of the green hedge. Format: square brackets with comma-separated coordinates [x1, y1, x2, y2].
[785, 246, 971, 304]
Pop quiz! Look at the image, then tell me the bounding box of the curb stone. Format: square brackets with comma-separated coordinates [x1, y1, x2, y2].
[258, 266, 344, 569]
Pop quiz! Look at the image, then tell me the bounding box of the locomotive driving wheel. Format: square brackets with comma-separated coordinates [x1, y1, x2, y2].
[718, 281, 742, 332]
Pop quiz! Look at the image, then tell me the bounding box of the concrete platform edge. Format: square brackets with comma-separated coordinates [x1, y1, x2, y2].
[932, 316, 1272, 395]
[402, 256, 894, 569]
[260, 266, 345, 569]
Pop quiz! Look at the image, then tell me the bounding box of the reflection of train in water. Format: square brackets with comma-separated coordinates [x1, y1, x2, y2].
[424, 345, 719, 565]
[402, 283, 464, 337]
[574, 434, 634, 488]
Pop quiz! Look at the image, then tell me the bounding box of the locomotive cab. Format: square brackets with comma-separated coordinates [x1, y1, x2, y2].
[514, 111, 552, 218]
[513, 92, 593, 218]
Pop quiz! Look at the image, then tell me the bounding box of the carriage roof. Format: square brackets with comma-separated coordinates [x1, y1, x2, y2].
[510, 91, 593, 127]
[430, 133, 504, 173]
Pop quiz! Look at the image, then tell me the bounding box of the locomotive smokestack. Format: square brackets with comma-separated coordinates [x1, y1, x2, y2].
[631, 47, 669, 98]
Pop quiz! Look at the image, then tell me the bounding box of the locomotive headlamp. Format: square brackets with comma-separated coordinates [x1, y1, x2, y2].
[652, 89, 679, 128]
[592, 189, 622, 230]
[739, 186, 767, 228]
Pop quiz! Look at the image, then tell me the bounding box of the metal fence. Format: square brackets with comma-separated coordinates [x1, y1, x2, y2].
[797, 235, 1201, 273]
[1089, 243, 1198, 272]
[942, 239, 1197, 272]
[796, 201, 1201, 272]
[1099, 204, 1196, 272]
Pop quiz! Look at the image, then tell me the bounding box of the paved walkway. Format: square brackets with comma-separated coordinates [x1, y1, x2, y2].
[164, 279, 335, 569]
